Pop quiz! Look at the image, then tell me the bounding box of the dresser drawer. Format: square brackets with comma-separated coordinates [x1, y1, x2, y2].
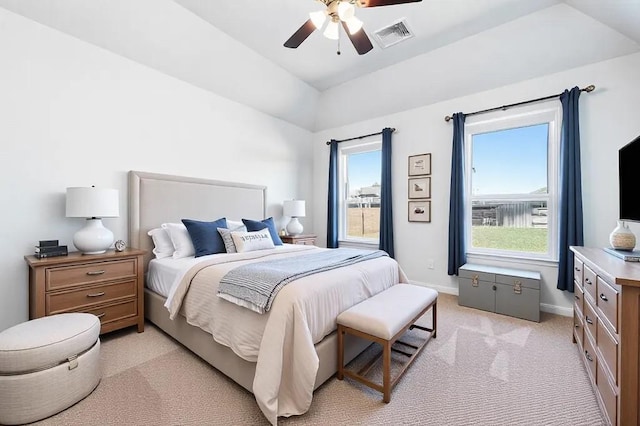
[84, 299, 137, 326]
[596, 277, 619, 333]
[46, 279, 136, 314]
[583, 265, 597, 301]
[583, 300, 598, 343]
[573, 257, 584, 290]
[574, 284, 584, 314]
[597, 361, 618, 426]
[573, 309, 584, 349]
[597, 319, 618, 386]
[46, 259, 136, 290]
[583, 334, 597, 384]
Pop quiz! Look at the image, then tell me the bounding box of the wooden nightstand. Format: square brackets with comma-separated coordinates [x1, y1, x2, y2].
[281, 234, 317, 245]
[24, 248, 146, 334]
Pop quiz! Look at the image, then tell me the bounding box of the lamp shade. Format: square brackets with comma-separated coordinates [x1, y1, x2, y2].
[283, 200, 306, 218]
[66, 187, 119, 218]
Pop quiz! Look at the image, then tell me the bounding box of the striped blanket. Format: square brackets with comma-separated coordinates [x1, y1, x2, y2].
[218, 248, 388, 313]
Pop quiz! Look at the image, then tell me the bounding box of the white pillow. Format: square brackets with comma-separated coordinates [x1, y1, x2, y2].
[161, 223, 195, 259]
[147, 227, 174, 259]
[226, 220, 246, 231]
[231, 228, 275, 253]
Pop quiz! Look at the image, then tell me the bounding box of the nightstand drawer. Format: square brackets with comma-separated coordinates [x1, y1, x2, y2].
[46, 259, 136, 290]
[47, 279, 136, 314]
[84, 299, 137, 326]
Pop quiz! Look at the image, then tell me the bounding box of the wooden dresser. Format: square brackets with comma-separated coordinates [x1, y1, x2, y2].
[571, 246, 640, 425]
[25, 248, 145, 334]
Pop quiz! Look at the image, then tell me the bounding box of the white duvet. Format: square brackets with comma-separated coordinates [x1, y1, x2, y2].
[165, 245, 408, 424]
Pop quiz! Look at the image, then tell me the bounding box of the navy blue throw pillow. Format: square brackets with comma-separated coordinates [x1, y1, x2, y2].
[242, 217, 283, 246]
[182, 217, 228, 257]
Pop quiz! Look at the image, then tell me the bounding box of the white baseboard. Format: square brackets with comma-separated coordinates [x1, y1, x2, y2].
[408, 280, 572, 318]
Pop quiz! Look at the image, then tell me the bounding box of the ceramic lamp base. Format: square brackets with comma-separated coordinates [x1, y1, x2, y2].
[286, 217, 303, 236]
[73, 218, 114, 254]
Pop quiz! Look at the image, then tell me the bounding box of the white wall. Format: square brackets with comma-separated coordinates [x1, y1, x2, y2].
[312, 52, 640, 315]
[0, 9, 313, 331]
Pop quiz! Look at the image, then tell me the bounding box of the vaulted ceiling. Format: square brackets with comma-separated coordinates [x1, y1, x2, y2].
[1, 0, 638, 131]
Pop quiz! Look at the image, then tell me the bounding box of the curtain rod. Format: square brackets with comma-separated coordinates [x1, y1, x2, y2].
[444, 85, 595, 122]
[325, 128, 396, 145]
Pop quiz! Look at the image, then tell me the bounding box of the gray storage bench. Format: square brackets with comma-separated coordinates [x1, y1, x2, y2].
[336, 284, 437, 402]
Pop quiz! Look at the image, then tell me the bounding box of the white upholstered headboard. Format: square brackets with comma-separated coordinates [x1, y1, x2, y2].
[128, 170, 266, 269]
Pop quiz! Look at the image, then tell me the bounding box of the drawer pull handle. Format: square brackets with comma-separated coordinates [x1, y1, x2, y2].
[575, 324, 580, 329]
[585, 351, 593, 362]
[574, 267, 581, 272]
[585, 316, 593, 325]
[513, 281, 522, 295]
[584, 278, 592, 285]
[471, 275, 479, 287]
[96, 313, 105, 319]
[599, 294, 608, 302]
[86, 292, 105, 298]
[574, 295, 580, 300]
[86, 270, 105, 276]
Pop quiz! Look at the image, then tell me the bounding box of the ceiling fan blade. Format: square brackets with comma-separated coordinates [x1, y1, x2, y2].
[341, 22, 374, 55]
[357, 0, 422, 7]
[284, 19, 316, 48]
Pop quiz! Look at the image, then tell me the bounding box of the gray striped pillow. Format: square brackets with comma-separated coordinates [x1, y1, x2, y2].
[217, 225, 247, 253]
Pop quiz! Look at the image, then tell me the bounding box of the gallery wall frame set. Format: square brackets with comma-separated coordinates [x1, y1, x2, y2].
[407, 153, 431, 223]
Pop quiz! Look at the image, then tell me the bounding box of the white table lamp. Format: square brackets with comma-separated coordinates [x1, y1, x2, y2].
[66, 186, 119, 254]
[283, 200, 306, 236]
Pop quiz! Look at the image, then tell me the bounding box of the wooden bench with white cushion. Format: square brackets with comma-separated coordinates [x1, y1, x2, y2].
[337, 284, 437, 402]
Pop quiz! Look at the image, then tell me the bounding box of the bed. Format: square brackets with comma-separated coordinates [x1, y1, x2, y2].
[128, 170, 406, 424]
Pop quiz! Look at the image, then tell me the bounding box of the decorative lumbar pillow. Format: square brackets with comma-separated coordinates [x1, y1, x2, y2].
[147, 227, 174, 259]
[217, 227, 238, 254]
[231, 228, 275, 253]
[182, 218, 228, 257]
[242, 217, 283, 246]
[161, 223, 196, 259]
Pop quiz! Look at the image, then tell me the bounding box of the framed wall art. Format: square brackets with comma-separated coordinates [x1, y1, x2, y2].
[408, 200, 431, 222]
[408, 177, 431, 199]
[408, 153, 431, 176]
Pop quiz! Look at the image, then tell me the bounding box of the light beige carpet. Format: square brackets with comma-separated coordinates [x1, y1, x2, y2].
[34, 294, 605, 425]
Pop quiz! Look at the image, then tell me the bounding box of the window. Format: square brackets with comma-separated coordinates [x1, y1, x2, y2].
[338, 140, 382, 244]
[465, 103, 561, 260]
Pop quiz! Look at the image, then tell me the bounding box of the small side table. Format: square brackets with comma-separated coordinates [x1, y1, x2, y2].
[281, 234, 317, 246]
[24, 248, 146, 334]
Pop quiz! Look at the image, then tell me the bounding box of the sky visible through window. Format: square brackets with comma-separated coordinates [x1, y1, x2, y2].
[348, 150, 381, 194]
[472, 123, 549, 195]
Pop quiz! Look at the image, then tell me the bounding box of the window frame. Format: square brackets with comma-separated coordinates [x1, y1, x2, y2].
[464, 102, 561, 261]
[337, 139, 382, 246]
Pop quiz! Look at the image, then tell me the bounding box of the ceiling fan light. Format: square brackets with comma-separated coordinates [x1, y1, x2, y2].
[323, 20, 340, 40]
[345, 16, 363, 34]
[337, 2, 355, 21]
[309, 10, 327, 29]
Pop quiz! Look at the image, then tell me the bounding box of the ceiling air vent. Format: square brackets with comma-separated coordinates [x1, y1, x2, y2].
[372, 18, 414, 49]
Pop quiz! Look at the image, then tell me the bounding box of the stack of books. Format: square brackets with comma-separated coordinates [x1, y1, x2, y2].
[35, 240, 68, 259]
[603, 247, 640, 262]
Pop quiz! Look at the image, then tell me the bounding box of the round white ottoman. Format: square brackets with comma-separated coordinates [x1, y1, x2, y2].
[0, 313, 101, 425]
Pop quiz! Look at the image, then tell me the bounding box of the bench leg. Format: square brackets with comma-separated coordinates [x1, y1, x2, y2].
[433, 301, 437, 339]
[337, 325, 344, 380]
[383, 340, 391, 403]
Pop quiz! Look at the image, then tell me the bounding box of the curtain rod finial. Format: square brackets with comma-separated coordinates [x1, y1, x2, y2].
[584, 84, 595, 93]
[445, 115, 452, 122]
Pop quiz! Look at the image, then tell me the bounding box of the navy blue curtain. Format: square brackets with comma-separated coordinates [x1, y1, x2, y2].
[379, 128, 395, 258]
[447, 113, 466, 276]
[557, 87, 583, 292]
[327, 139, 339, 248]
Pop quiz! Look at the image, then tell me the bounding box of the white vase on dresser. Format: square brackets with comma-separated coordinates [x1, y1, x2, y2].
[609, 220, 636, 251]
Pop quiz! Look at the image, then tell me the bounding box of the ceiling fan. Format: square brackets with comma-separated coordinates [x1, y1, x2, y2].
[284, 0, 422, 55]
